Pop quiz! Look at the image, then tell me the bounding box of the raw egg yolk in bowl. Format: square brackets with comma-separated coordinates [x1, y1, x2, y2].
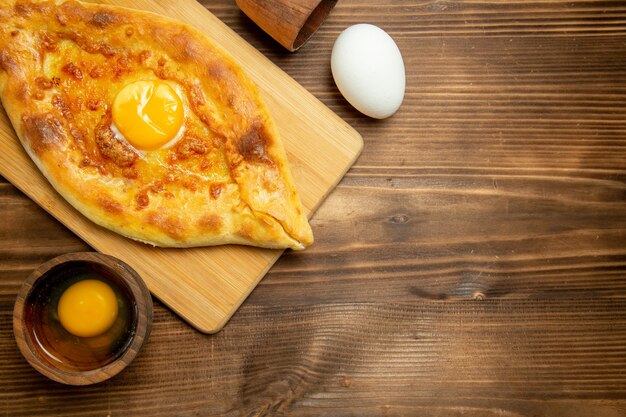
[57, 279, 119, 338]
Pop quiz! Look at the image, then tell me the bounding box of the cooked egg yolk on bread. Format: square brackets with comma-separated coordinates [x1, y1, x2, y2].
[112, 80, 184, 151]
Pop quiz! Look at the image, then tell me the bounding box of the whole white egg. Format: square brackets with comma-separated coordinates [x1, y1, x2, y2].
[331, 24, 405, 119]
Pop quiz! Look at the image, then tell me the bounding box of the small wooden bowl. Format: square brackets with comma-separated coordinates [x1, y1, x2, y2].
[236, 0, 337, 51]
[13, 252, 152, 385]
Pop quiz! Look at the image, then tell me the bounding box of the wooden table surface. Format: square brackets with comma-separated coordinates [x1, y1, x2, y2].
[2, 0, 626, 415]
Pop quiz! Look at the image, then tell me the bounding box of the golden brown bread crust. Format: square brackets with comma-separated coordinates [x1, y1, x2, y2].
[0, 0, 313, 249]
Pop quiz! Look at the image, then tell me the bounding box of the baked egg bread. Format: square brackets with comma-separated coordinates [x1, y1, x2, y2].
[0, 0, 314, 250]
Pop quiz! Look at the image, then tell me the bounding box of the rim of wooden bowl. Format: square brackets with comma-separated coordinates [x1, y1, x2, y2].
[13, 252, 153, 385]
[292, 0, 338, 50]
[236, 0, 338, 51]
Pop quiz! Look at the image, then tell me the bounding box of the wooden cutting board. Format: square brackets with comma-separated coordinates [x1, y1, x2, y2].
[0, 0, 363, 333]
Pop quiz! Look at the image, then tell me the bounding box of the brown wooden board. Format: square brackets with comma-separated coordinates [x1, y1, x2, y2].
[0, 0, 363, 333]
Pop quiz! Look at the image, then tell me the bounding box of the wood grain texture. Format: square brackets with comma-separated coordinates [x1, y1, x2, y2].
[0, 0, 363, 333]
[1, 0, 626, 415]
